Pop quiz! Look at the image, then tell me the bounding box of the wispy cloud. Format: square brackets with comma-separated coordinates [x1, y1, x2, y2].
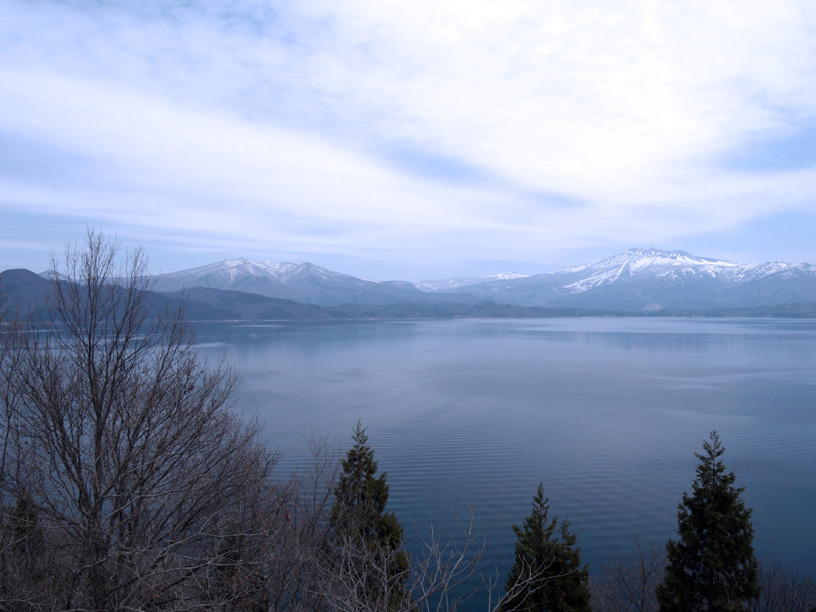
[1, 0, 815, 277]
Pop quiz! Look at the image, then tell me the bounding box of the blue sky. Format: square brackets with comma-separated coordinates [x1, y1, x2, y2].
[2, 0, 816, 281]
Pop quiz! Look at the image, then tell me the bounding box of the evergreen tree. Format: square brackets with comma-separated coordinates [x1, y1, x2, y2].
[501, 483, 591, 612]
[330, 421, 409, 609]
[657, 431, 759, 611]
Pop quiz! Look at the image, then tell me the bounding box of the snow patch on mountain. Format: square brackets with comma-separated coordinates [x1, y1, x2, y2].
[556, 247, 805, 295]
[415, 272, 529, 292]
[156, 258, 354, 286]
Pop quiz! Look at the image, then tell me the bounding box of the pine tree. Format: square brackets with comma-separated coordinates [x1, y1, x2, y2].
[657, 431, 759, 611]
[501, 483, 591, 612]
[330, 421, 409, 609]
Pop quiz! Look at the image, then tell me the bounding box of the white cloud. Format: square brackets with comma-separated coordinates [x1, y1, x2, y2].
[1, 0, 815, 274]
[294, 0, 816, 195]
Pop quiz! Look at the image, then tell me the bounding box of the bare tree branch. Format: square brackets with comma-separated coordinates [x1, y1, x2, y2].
[0, 230, 280, 612]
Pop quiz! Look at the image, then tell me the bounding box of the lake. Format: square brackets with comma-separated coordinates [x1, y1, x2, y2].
[193, 317, 816, 598]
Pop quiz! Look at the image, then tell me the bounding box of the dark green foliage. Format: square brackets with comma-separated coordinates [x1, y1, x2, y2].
[502, 483, 591, 612]
[657, 431, 759, 611]
[331, 421, 409, 609]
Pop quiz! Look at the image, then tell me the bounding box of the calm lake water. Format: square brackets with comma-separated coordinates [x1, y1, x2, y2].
[193, 317, 816, 596]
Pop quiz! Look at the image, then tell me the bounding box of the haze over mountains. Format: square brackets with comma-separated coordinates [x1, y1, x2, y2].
[3, 248, 816, 320]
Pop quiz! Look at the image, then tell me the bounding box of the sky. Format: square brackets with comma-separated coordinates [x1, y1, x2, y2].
[2, 0, 816, 281]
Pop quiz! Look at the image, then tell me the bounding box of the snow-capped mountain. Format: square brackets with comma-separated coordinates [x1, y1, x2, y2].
[441, 247, 816, 311]
[555, 247, 816, 293]
[415, 271, 529, 292]
[151, 258, 471, 307]
[557, 247, 739, 293]
[152, 248, 816, 312]
[6, 248, 816, 320]
[153, 259, 353, 297]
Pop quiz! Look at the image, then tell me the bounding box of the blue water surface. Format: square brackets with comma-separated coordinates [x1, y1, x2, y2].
[193, 317, 816, 602]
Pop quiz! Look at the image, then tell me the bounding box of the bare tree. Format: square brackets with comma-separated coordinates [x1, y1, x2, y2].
[0, 230, 279, 611]
[301, 486, 568, 612]
[403, 515, 558, 612]
[253, 434, 543, 612]
[751, 560, 816, 612]
[262, 434, 343, 612]
[592, 535, 665, 612]
[1, 273, 51, 612]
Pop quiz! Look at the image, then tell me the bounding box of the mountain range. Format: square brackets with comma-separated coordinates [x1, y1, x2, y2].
[3, 247, 816, 320]
[149, 247, 816, 312]
[151, 259, 445, 306]
[429, 247, 816, 312]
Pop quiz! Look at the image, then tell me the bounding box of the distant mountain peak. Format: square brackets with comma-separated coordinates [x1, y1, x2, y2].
[560, 247, 742, 293]
[597, 247, 734, 268]
[150, 258, 429, 306]
[156, 258, 333, 283]
[445, 247, 816, 311]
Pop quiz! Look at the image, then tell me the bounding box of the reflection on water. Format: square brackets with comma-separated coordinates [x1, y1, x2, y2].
[194, 317, 816, 598]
